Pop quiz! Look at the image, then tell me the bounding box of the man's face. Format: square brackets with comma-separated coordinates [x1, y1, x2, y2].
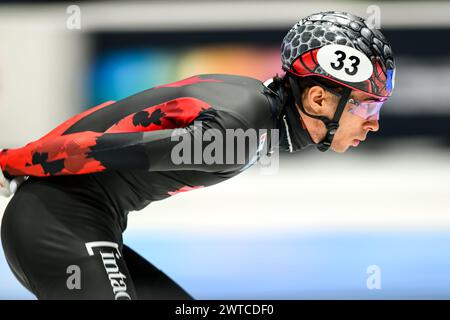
[331, 90, 381, 153]
[298, 86, 381, 153]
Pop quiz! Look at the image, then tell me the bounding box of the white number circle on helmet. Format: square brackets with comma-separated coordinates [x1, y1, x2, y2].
[317, 44, 373, 83]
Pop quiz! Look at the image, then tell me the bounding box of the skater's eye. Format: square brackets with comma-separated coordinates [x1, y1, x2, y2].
[347, 98, 361, 107]
[348, 100, 385, 121]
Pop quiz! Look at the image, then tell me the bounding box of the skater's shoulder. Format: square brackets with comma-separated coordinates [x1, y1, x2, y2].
[193, 73, 264, 87]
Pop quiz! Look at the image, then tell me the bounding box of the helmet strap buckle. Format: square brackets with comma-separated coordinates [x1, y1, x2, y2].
[316, 87, 352, 152]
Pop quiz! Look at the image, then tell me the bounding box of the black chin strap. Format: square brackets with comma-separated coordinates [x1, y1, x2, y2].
[288, 75, 352, 152]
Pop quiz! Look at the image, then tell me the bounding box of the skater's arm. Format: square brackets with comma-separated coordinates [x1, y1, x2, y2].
[0, 109, 252, 177]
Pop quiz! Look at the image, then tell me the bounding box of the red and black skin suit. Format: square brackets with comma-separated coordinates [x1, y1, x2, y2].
[0, 73, 306, 299]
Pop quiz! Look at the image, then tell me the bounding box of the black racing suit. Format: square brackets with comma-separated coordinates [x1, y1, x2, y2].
[0, 74, 304, 299]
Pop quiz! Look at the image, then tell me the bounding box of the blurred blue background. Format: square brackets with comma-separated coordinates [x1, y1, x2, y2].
[4, 229, 450, 299]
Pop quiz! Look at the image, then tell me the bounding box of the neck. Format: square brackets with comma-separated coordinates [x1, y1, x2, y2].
[295, 104, 326, 144]
[267, 77, 316, 152]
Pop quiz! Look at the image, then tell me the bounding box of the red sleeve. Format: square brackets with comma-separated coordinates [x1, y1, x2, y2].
[0, 97, 216, 177]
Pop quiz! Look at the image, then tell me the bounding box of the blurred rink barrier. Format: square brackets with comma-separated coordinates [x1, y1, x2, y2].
[1, 1, 450, 299]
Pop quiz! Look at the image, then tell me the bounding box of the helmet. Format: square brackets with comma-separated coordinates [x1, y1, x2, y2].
[281, 11, 395, 99]
[279, 11, 396, 152]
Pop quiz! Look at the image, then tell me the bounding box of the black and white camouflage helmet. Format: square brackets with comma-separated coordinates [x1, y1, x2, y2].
[281, 11, 396, 99]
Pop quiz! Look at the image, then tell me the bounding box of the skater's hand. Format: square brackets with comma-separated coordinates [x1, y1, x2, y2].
[0, 167, 13, 197]
[0, 167, 27, 197]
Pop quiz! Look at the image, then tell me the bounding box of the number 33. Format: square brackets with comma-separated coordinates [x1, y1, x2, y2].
[330, 50, 360, 76]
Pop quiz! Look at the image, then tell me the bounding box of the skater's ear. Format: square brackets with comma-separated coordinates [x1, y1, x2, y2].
[302, 85, 337, 118]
